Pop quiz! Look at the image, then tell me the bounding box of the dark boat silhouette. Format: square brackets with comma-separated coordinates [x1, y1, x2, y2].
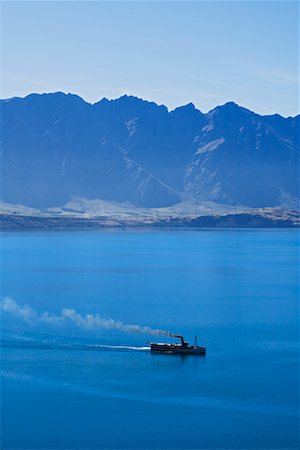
[150, 334, 206, 355]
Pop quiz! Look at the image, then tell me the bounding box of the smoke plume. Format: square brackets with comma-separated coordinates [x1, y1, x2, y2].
[1, 297, 174, 337]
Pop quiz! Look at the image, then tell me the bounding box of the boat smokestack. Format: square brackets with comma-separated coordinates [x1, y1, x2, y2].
[173, 334, 185, 346]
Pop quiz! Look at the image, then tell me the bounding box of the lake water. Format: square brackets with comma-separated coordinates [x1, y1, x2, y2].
[1, 229, 299, 449]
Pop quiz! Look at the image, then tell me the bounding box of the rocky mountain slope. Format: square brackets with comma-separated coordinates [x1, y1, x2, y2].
[1, 93, 299, 209]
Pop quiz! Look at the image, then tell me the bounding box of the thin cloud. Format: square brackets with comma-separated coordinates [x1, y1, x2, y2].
[241, 63, 299, 87]
[261, 70, 299, 86]
[190, 76, 246, 91]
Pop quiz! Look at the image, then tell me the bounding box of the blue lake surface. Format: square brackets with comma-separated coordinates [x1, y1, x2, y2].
[1, 229, 299, 449]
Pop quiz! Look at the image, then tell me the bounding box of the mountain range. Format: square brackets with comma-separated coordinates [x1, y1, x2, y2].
[1, 92, 299, 209]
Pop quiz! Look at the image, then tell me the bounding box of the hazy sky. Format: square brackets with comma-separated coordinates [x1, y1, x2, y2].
[1, 1, 299, 116]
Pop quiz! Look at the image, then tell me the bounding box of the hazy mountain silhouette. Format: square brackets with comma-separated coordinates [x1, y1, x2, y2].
[1, 92, 299, 208]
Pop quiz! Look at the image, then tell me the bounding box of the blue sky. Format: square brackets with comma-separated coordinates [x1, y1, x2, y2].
[1, 1, 299, 116]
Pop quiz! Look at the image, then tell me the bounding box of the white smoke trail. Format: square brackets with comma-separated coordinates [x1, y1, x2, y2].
[0, 297, 174, 337]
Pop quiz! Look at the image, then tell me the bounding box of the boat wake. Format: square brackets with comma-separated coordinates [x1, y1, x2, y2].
[0, 331, 150, 353]
[97, 345, 150, 351]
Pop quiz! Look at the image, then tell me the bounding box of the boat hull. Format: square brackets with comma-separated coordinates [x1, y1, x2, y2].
[150, 343, 206, 355]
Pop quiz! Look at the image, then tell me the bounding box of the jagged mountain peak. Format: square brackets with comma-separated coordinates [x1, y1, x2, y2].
[171, 102, 196, 112]
[170, 102, 205, 120]
[93, 94, 168, 115]
[208, 101, 254, 118]
[1, 92, 299, 209]
[24, 91, 88, 105]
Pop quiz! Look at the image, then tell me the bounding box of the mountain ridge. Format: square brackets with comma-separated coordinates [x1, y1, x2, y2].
[1, 92, 299, 210]
[2, 92, 299, 119]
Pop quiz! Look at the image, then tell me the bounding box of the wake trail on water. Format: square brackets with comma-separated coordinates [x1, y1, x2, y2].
[1, 336, 150, 352]
[0, 297, 174, 337]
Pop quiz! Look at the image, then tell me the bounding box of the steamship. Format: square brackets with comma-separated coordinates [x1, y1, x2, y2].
[150, 335, 206, 355]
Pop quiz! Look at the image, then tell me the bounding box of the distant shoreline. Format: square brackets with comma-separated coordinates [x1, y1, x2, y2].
[1, 211, 299, 230]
